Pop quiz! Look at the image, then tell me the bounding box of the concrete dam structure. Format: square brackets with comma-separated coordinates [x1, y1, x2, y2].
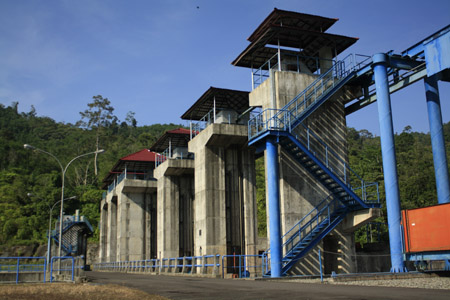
[98, 8, 450, 277]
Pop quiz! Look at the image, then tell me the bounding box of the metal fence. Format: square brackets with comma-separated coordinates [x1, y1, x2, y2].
[94, 255, 222, 276]
[0, 256, 47, 284]
[0, 256, 85, 284]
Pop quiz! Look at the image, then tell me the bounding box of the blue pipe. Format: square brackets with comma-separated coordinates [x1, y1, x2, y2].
[266, 138, 282, 277]
[372, 54, 406, 273]
[425, 75, 450, 204]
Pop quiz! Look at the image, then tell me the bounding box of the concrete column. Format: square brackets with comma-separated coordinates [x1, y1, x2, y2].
[319, 46, 333, 74]
[99, 200, 108, 262]
[425, 75, 450, 204]
[128, 193, 145, 261]
[193, 145, 227, 256]
[266, 138, 282, 277]
[156, 175, 180, 258]
[241, 149, 258, 262]
[372, 53, 405, 272]
[106, 197, 117, 262]
[116, 194, 129, 262]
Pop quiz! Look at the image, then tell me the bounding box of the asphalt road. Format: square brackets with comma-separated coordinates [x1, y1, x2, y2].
[87, 271, 450, 300]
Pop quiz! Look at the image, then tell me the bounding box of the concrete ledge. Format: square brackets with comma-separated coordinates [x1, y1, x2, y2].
[341, 208, 382, 233]
[120, 179, 157, 193]
[154, 159, 194, 178]
[188, 123, 248, 151]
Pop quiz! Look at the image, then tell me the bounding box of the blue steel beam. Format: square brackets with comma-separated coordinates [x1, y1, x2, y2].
[425, 75, 450, 204]
[266, 138, 282, 277]
[372, 53, 406, 273]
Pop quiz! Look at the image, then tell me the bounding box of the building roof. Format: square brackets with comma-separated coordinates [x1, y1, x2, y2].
[181, 87, 249, 121]
[101, 149, 157, 188]
[151, 128, 191, 152]
[232, 9, 358, 69]
[120, 149, 157, 162]
[247, 8, 338, 42]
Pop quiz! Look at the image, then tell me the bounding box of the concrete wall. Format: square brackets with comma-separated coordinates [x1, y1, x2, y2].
[188, 124, 258, 259]
[154, 159, 195, 259]
[99, 179, 156, 262]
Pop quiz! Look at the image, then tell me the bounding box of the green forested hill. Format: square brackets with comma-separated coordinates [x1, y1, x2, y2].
[0, 101, 183, 248]
[1, 101, 449, 248]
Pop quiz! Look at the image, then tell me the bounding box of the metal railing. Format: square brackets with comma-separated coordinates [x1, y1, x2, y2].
[249, 54, 372, 139]
[252, 52, 337, 89]
[155, 147, 191, 168]
[0, 257, 47, 284]
[50, 256, 85, 282]
[107, 169, 154, 194]
[190, 108, 232, 139]
[252, 53, 279, 88]
[221, 254, 265, 278]
[190, 107, 253, 140]
[94, 255, 221, 276]
[252, 117, 379, 204]
[0, 256, 84, 284]
[282, 195, 342, 257]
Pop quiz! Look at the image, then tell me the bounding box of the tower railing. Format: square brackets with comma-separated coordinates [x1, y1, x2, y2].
[249, 53, 371, 139]
[252, 52, 337, 89]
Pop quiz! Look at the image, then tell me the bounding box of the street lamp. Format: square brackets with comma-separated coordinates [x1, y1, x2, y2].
[24, 144, 104, 271]
[27, 193, 76, 266]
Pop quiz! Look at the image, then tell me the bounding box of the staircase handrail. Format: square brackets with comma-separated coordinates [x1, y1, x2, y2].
[264, 195, 337, 254]
[294, 124, 379, 203]
[281, 195, 337, 248]
[283, 197, 344, 257]
[279, 53, 371, 122]
[249, 53, 372, 140]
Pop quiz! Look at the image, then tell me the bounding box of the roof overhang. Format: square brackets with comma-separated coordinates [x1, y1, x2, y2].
[181, 87, 249, 121]
[151, 129, 191, 152]
[232, 24, 358, 68]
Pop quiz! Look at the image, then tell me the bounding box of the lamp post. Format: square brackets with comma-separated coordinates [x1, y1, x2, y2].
[27, 193, 76, 266]
[24, 144, 104, 271]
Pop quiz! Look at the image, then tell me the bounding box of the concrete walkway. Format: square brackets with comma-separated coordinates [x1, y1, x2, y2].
[87, 271, 450, 300]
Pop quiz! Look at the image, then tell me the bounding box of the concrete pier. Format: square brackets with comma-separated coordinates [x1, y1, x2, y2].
[182, 87, 260, 273]
[99, 149, 158, 262]
[152, 128, 195, 259]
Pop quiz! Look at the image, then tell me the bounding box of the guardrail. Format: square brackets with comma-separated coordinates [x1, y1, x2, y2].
[50, 256, 85, 282]
[155, 148, 191, 168]
[249, 54, 372, 140]
[0, 255, 84, 284]
[252, 52, 337, 89]
[0, 256, 47, 284]
[94, 255, 222, 276]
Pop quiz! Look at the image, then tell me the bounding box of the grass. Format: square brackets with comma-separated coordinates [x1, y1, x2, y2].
[0, 283, 170, 300]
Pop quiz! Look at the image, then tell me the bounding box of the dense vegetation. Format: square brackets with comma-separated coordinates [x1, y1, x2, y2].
[0, 99, 183, 248]
[1, 99, 449, 249]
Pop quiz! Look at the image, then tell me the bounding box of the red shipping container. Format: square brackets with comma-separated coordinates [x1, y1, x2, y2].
[401, 202, 450, 253]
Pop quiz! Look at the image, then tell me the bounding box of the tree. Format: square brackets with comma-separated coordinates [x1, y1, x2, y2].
[125, 111, 137, 128]
[77, 95, 118, 175]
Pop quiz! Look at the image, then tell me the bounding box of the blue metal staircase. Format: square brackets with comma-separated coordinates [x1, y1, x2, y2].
[250, 54, 372, 139]
[52, 216, 93, 255]
[249, 54, 380, 276]
[262, 130, 379, 275]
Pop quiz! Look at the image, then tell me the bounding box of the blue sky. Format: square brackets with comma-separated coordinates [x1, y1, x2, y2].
[1, 0, 449, 135]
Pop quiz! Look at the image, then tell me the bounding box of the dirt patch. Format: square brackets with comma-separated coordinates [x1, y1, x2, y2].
[0, 283, 170, 300]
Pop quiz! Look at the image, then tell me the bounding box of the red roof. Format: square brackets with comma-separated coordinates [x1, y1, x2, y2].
[120, 149, 157, 162]
[167, 128, 191, 135]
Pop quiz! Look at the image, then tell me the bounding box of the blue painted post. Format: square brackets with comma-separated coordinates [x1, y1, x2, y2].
[425, 75, 450, 204]
[372, 53, 405, 273]
[425, 75, 450, 271]
[266, 138, 282, 277]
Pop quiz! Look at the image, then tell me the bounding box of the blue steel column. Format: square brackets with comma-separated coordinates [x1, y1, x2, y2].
[372, 53, 406, 272]
[266, 137, 282, 277]
[425, 75, 450, 204]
